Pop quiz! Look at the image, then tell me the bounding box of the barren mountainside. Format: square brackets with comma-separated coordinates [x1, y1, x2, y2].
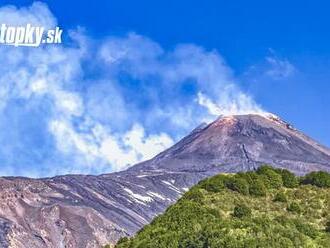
[0, 114, 329, 247]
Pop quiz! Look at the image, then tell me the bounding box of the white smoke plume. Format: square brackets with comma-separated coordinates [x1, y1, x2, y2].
[0, 2, 267, 177]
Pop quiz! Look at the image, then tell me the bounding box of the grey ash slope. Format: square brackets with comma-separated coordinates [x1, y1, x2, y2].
[0, 114, 329, 247]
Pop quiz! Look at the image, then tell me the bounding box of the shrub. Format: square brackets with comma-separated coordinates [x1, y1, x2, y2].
[233, 204, 251, 218]
[178, 231, 209, 248]
[207, 208, 221, 218]
[237, 171, 259, 185]
[226, 177, 249, 195]
[273, 192, 287, 203]
[287, 202, 302, 214]
[200, 175, 226, 193]
[257, 165, 283, 189]
[183, 189, 204, 203]
[277, 169, 299, 188]
[249, 179, 267, 197]
[301, 171, 330, 188]
[274, 215, 290, 225]
[115, 167, 330, 248]
[294, 220, 319, 238]
[115, 237, 129, 246]
[326, 220, 330, 233]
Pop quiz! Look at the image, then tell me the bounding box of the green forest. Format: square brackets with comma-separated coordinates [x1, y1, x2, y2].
[113, 166, 330, 248]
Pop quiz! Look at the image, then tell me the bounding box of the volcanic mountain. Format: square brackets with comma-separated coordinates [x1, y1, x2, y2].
[0, 114, 329, 247]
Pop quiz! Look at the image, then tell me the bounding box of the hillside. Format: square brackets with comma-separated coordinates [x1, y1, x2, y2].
[115, 166, 330, 248]
[1, 114, 330, 247]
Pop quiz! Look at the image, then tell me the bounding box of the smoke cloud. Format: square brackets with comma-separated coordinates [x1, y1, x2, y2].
[0, 2, 267, 177]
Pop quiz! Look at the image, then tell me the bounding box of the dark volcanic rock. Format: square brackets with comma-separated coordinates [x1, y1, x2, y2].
[0, 114, 329, 247]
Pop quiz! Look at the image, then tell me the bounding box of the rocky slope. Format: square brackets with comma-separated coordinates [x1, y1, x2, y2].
[0, 114, 329, 247]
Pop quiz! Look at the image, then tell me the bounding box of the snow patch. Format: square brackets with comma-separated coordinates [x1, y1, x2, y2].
[147, 191, 165, 200]
[136, 174, 148, 178]
[161, 180, 182, 194]
[123, 188, 153, 205]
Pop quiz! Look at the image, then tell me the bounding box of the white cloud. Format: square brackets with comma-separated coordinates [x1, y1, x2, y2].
[265, 55, 296, 79]
[0, 2, 267, 177]
[99, 33, 268, 121]
[0, 2, 56, 28]
[49, 119, 173, 172]
[124, 124, 173, 162]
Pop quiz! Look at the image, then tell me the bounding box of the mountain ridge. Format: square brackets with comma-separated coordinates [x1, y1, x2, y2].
[0, 114, 329, 247]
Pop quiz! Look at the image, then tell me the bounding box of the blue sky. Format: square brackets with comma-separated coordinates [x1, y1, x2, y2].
[0, 1, 329, 177]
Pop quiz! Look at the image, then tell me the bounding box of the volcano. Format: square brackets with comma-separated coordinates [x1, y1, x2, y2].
[0, 114, 329, 247]
[131, 114, 330, 175]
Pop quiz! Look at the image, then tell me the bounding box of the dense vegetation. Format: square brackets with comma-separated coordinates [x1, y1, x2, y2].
[114, 166, 330, 248]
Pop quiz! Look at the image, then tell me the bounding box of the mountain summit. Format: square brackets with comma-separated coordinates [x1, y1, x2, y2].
[0, 114, 329, 247]
[131, 114, 330, 175]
